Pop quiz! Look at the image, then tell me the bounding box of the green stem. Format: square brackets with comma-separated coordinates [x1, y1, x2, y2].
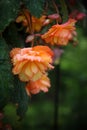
[59, 0, 68, 23]
[52, 0, 59, 14]
[53, 64, 61, 130]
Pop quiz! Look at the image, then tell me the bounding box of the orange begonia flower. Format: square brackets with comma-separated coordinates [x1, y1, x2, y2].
[25, 15, 47, 33]
[31, 15, 46, 32]
[25, 74, 51, 95]
[10, 46, 54, 82]
[16, 9, 47, 33]
[41, 19, 77, 46]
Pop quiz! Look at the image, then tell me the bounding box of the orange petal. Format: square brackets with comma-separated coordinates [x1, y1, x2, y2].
[31, 71, 42, 81]
[19, 72, 29, 81]
[30, 62, 39, 74]
[12, 60, 28, 74]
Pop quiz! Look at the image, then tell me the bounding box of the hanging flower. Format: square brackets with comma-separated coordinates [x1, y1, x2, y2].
[31, 15, 46, 32]
[25, 73, 51, 95]
[16, 9, 48, 33]
[41, 19, 77, 46]
[10, 46, 54, 82]
[25, 15, 47, 33]
[69, 10, 86, 21]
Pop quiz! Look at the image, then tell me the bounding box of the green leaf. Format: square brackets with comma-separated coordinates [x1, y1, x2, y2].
[0, 36, 13, 109]
[12, 76, 29, 118]
[2, 23, 29, 116]
[23, 0, 45, 17]
[3, 22, 25, 48]
[0, 0, 21, 32]
[0, 36, 9, 59]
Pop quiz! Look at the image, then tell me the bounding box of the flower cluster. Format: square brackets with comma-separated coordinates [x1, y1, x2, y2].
[10, 0, 84, 96]
[10, 46, 54, 95]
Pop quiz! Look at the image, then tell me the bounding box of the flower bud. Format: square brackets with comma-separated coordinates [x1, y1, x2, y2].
[25, 35, 35, 43]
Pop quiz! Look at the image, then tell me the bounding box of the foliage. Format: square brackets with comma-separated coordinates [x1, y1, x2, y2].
[0, 0, 21, 32]
[23, 0, 45, 17]
[0, 0, 87, 129]
[0, 36, 13, 109]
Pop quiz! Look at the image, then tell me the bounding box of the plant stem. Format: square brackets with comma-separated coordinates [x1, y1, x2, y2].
[59, 0, 68, 23]
[54, 64, 61, 130]
[52, 0, 59, 14]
